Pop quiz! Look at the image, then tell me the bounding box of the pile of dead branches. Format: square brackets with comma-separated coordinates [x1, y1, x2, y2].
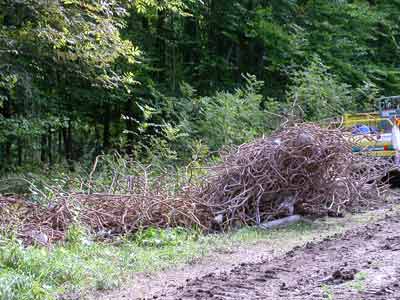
[73, 190, 211, 237]
[0, 185, 211, 245]
[0, 124, 393, 245]
[0, 196, 69, 244]
[199, 124, 393, 227]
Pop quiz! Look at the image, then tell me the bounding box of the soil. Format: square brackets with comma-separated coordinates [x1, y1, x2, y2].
[89, 242, 282, 300]
[141, 213, 400, 300]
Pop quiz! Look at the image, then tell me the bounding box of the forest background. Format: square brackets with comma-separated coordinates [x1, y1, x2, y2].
[1, 0, 400, 174]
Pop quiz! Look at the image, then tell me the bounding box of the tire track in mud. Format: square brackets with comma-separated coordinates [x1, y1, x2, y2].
[148, 214, 400, 300]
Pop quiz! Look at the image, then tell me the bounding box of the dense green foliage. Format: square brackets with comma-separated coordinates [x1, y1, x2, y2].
[1, 0, 400, 172]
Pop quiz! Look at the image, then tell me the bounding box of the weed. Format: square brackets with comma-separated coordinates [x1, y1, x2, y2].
[348, 271, 367, 292]
[132, 227, 197, 248]
[321, 284, 335, 300]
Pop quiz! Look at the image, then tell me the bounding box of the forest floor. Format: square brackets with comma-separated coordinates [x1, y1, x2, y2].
[89, 201, 400, 300]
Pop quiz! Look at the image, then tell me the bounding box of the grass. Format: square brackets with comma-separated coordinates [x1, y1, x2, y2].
[0, 205, 398, 300]
[322, 284, 335, 300]
[348, 271, 368, 292]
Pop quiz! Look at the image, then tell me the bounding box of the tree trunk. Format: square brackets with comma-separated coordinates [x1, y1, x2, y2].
[48, 126, 53, 167]
[17, 138, 22, 166]
[1, 93, 12, 168]
[62, 127, 68, 160]
[58, 129, 62, 161]
[40, 134, 47, 163]
[183, 16, 198, 65]
[67, 120, 72, 161]
[103, 104, 111, 151]
[3, 142, 11, 169]
[156, 10, 166, 81]
[125, 99, 135, 156]
[63, 120, 73, 168]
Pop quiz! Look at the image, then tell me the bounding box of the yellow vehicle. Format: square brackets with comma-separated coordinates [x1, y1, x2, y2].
[342, 96, 400, 159]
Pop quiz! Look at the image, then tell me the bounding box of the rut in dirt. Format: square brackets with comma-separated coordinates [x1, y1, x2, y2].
[145, 214, 400, 300]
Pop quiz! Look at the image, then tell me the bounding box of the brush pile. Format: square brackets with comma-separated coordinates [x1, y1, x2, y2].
[200, 124, 392, 227]
[74, 190, 211, 236]
[0, 196, 68, 244]
[0, 187, 211, 245]
[0, 124, 393, 245]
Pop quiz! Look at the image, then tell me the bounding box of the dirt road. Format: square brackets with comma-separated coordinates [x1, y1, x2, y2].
[144, 214, 400, 300]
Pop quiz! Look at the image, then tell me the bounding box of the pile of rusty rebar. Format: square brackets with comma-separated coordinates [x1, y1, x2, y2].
[0, 124, 393, 245]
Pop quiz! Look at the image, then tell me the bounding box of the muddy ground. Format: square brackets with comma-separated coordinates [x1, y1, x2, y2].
[137, 213, 400, 300]
[89, 204, 400, 300]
